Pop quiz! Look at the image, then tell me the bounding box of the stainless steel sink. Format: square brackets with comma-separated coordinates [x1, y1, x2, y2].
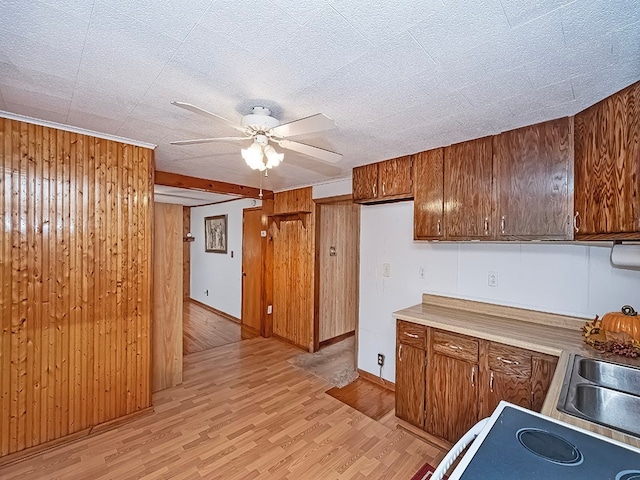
[557, 354, 640, 437]
[578, 357, 640, 396]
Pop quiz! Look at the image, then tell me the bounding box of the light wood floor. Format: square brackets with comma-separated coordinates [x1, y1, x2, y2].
[183, 300, 242, 355]
[0, 337, 445, 479]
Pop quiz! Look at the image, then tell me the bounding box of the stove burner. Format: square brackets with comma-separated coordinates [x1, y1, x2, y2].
[617, 471, 640, 480]
[516, 428, 583, 466]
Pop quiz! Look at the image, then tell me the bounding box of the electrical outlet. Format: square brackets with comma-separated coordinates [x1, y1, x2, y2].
[267, 305, 273, 314]
[488, 271, 498, 287]
[382, 263, 391, 277]
[419, 266, 427, 279]
[205, 289, 209, 296]
[377, 353, 385, 367]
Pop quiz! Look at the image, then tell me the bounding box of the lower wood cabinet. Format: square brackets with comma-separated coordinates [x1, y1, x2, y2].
[395, 321, 558, 444]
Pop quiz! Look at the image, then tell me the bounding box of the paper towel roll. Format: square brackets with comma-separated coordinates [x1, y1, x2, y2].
[610, 243, 640, 269]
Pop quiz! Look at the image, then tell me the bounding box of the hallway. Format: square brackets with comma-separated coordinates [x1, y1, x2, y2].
[183, 300, 242, 355]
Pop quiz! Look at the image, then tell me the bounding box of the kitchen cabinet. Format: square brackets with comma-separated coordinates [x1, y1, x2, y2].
[574, 80, 640, 239]
[428, 331, 479, 443]
[353, 156, 413, 204]
[414, 148, 444, 239]
[396, 321, 558, 444]
[493, 118, 574, 240]
[395, 321, 427, 427]
[444, 137, 493, 239]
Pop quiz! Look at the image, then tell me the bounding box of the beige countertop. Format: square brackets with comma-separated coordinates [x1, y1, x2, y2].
[394, 294, 640, 449]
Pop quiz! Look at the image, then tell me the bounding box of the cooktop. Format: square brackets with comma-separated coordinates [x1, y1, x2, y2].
[455, 404, 640, 479]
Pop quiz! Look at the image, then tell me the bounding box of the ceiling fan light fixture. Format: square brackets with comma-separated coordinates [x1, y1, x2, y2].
[264, 144, 284, 169]
[241, 141, 266, 171]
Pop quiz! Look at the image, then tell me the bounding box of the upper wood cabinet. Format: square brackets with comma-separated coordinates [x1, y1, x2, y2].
[444, 137, 493, 239]
[493, 117, 574, 240]
[574, 81, 640, 239]
[414, 148, 444, 239]
[353, 156, 413, 204]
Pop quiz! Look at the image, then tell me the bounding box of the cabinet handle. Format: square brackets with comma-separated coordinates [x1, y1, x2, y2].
[373, 183, 377, 198]
[497, 356, 519, 365]
[490, 371, 494, 392]
[484, 217, 489, 235]
[399, 344, 402, 361]
[382, 182, 386, 196]
[471, 366, 476, 387]
[404, 332, 419, 339]
[573, 211, 580, 233]
[437, 220, 441, 236]
[448, 344, 462, 351]
[500, 215, 506, 234]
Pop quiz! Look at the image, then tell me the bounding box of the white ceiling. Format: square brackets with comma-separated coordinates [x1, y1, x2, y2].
[1, 1, 638, 192]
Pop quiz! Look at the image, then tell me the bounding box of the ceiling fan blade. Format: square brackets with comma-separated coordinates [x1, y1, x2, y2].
[169, 136, 249, 146]
[171, 101, 246, 132]
[271, 113, 337, 137]
[278, 139, 342, 163]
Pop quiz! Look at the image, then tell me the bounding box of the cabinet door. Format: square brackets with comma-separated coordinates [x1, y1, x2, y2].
[395, 343, 426, 427]
[484, 371, 531, 417]
[575, 81, 640, 237]
[531, 355, 558, 412]
[445, 137, 493, 239]
[428, 354, 478, 443]
[494, 118, 573, 240]
[379, 156, 413, 199]
[414, 148, 444, 239]
[352, 163, 379, 202]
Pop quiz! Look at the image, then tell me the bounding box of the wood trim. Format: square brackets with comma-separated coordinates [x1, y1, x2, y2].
[313, 202, 322, 353]
[241, 324, 261, 340]
[420, 294, 587, 329]
[271, 333, 309, 352]
[262, 199, 274, 338]
[318, 331, 354, 349]
[576, 232, 640, 241]
[357, 368, 395, 392]
[155, 171, 274, 199]
[313, 194, 353, 204]
[396, 418, 453, 452]
[0, 407, 153, 468]
[188, 298, 240, 324]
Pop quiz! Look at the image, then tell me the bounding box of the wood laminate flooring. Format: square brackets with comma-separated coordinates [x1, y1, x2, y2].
[0, 337, 445, 479]
[326, 378, 395, 422]
[183, 300, 242, 354]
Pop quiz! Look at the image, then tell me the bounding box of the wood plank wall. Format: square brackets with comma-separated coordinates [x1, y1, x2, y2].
[152, 203, 183, 392]
[0, 118, 154, 458]
[183, 206, 191, 298]
[272, 187, 316, 351]
[318, 201, 360, 343]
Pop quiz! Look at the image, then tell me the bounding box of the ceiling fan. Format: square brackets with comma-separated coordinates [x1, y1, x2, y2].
[169, 102, 343, 171]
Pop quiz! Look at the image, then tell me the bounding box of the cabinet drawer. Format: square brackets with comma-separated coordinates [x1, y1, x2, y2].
[397, 320, 427, 349]
[488, 343, 532, 377]
[432, 330, 478, 363]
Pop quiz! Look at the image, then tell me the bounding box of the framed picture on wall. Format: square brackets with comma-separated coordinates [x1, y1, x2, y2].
[204, 215, 227, 253]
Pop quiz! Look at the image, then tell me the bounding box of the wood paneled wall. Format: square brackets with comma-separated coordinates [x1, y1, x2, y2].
[272, 188, 316, 351]
[0, 118, 154, 458]
[183, 206, 191, 298]
[153, 203, 183, 392]
[317, 201, 360, 343]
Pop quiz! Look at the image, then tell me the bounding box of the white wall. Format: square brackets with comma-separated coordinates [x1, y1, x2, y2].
[358, 201, 640, 382]
[312, 177, 352, 199]
[190, 198, 260, 318]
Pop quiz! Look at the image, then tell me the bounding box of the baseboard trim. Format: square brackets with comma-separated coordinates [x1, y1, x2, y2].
[188, 298, 241, 324]
[0, 407, 154, 467]
[241, 324, 261, 339]
[319, 331, 355, 348]
[357, 368, 395, 392]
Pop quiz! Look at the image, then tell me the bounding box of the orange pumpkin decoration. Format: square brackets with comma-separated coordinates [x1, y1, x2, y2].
[601, 305, 640, 342]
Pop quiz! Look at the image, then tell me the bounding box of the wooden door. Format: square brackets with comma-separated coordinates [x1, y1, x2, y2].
[396, 343, 426, 427]
[352, 163, 379, 202]
[575, 81, 640, 237]
[428, 354, 478, 443]
[445, 138, 493, 239]
[153, 203, 183, 392]
[317, 201, 360, 344]
[493, 118, 573, 240]
[414, 148, 444, 239]
[379, 156, 413, 198]
[241, 208, 263, 338]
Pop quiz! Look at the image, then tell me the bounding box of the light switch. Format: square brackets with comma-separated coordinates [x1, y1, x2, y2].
[382, 263, 391, 277]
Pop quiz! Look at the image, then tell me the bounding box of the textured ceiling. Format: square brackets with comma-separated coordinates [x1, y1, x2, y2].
[1, 0, 638, 191]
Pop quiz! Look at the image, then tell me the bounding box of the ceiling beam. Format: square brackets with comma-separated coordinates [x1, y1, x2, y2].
[155, 171, 274, 200]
